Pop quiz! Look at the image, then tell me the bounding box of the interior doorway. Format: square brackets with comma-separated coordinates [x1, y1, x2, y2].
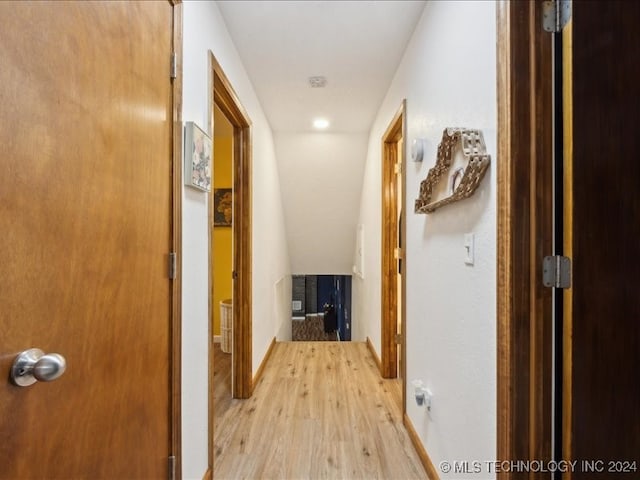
[380, 101, 406, 409]
[208, 52, 253, 475]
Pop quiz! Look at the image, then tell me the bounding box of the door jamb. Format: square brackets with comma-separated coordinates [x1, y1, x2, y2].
[380, 100, 406, 410]
[496, 1, 553, 474]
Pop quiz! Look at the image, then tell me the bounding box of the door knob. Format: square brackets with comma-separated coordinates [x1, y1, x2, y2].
[10, 348, 67, 387]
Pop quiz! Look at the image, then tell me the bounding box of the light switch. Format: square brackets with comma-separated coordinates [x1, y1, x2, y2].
[464, 233, 474, 265]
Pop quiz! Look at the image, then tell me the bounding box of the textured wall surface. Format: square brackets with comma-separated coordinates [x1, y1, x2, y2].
[275, 132, 368, 274]
[352, 1, 497, 477]
[182, 1, 291, 477]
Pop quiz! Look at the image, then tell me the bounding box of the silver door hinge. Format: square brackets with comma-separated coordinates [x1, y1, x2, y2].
[170, 52, 177, 79]
[543, 0, 571, 32]
[543, 255, 571, 289]
[168, 455, 176, 480]
[169, 252, 177, 280]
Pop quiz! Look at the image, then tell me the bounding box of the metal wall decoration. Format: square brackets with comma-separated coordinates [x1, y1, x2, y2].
[414, 128, 491, 214]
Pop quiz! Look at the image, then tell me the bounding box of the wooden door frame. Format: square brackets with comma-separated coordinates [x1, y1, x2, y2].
[380, 100, 406, 408]
[496, 1, 554, 474]
[207, 51, 253, 474]
[170, 1, 183, 478]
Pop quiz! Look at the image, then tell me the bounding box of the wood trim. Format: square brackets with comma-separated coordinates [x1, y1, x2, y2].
[201, 467, 212, 480]
[365, 337, 382, 371]
[562, 18, 573, 477]
[171, 3, 183, 478]
[400, 101, 408, 416]
[253, 337, 277, 387]
[380, 101, 405, 380]
[496, 1, 554, 476]
[403, 413, 438, 480]
[496, 2, 513, 468]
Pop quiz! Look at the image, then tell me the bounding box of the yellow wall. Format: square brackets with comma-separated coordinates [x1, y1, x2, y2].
[212, 136, 233, 336]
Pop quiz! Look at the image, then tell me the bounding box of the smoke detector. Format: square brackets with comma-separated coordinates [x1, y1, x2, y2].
[308, 76, 327, 88]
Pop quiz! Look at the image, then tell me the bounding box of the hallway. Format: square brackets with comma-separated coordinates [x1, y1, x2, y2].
[214, 342, 425, 479]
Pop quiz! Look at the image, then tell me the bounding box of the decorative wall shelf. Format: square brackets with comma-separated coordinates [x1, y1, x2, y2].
[414, 128, 491, 214]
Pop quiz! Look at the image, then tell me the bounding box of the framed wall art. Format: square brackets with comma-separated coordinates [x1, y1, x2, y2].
[213, 188, 233, 226]
[184, 121, 212, 192]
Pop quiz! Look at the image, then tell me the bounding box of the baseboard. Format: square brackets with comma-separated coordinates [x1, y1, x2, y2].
[366, 336, 382, 371]
[253, 336, 277, 387]
[403, 413, 439, 480]
[202, 466, 212, 480]
[213, 335, 221, 343]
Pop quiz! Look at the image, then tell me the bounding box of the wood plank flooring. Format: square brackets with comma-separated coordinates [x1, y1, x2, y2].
[214, 342, 426, 479]
[214, 342, 233, 426]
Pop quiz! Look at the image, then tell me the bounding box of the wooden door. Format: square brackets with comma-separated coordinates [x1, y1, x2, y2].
[0, 2, 175, 478]
[564, 1, 640, 476]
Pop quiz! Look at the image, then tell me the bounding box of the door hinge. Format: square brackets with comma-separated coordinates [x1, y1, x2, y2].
[542, 0, 571, 32]
[394, 162, 402, 175]
[168, 455, 176, 480]
[543, 255, 571, 289]
[169, 252, 177, 280]
[395, 333, 403, 344]
[170, 52, 177, 79]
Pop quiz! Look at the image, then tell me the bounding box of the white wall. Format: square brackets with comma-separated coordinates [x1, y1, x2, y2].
[182, 1, 291, 478]
[353, 1, 497, 478]
[275, 132, 368, 274]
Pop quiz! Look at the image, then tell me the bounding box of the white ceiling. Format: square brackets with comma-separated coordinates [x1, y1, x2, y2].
[217, 0, 427, 133]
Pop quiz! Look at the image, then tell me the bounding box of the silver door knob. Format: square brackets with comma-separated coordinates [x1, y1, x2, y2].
[10, 348, 67, 387]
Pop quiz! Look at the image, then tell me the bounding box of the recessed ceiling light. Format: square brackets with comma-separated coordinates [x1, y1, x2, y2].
[313, 118, 330, 129]
[309, 76, 327, 88]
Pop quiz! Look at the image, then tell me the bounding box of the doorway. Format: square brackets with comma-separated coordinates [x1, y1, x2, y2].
[208, 52, 253, 474]
[380, 101, 406, 409]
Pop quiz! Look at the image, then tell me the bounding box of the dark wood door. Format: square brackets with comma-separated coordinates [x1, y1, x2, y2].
[566, 1, 640, 476]
[0, 2, 174, 477]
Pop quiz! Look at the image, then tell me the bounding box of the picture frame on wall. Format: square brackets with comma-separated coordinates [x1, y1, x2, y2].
[184, 121, 212, 192]
[214, 188, 233, 226]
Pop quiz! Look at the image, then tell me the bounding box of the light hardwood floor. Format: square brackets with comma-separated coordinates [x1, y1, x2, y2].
[214, 341, 426, 479]
[214, 342, 233, 426]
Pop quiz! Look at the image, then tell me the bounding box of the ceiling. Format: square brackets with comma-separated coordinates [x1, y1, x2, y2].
[217, 0, 427, 133]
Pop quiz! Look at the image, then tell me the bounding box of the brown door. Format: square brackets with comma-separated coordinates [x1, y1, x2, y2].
[0, 2, 174, 478]
[564, 1, 640, 476]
